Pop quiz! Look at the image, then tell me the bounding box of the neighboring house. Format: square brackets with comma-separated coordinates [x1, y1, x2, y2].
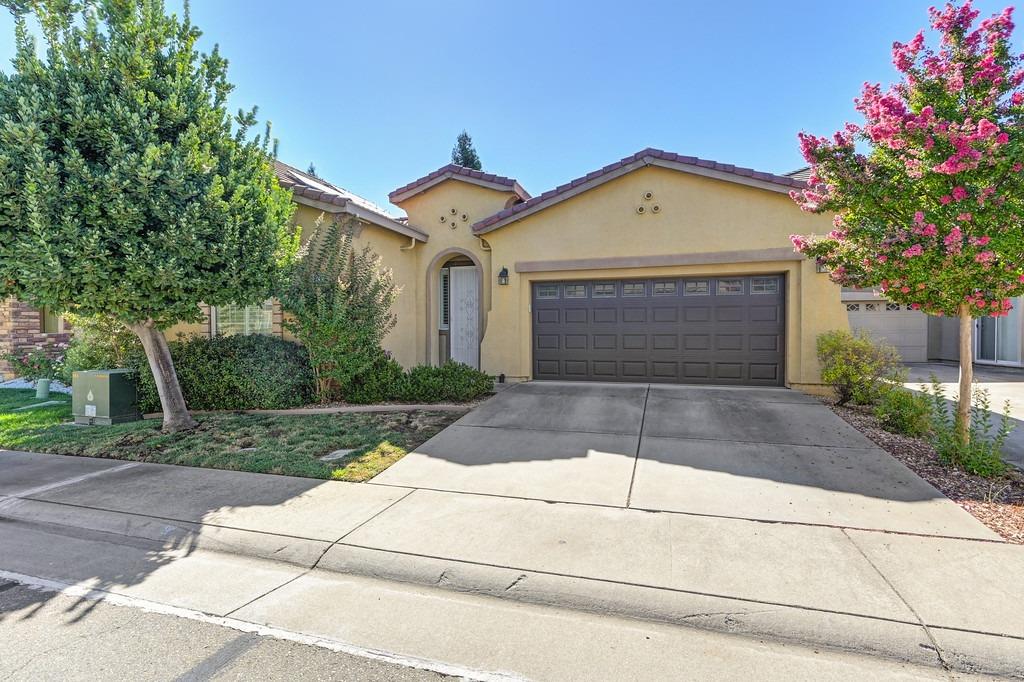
[4, 150, 851, 389]
[0, 302, 70, 378]
[788, 167, 1024, 368]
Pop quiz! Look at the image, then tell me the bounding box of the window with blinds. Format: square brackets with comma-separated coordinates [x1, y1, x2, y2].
[440, 269, 450, 330]
[214, 301, 274, 336]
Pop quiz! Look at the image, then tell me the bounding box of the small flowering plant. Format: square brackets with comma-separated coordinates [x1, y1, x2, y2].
[6, 347, 63, 381]
[790, 2, 1024, 319]
[790, 2, 1024, 445]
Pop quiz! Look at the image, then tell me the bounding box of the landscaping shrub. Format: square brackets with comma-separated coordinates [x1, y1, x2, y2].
[342, 360, 493, 405]
[345, 355, 407, 405]
[923, 376, 1011, 478]
[816, 329, 903, 405]
[129, 334, 314, 412]
[398, 362, 493, 404]
[59, 313, 140, 383]
[278, 217, 398, 402]
[873, 386, 931, 438]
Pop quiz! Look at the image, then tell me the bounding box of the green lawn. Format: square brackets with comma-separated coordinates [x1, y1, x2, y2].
[0, 388, 459, 480]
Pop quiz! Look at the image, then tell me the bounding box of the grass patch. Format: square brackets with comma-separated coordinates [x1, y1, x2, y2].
[0, 388, 458, 480]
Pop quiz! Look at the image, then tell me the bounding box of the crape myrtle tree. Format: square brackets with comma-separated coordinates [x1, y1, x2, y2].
[451, 130, 482, 170]
[0, 0, 298, 431]
[790, 1, 1024, 444]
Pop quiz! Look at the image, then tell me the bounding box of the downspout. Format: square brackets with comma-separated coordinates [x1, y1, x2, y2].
[400, 236, 418, 251]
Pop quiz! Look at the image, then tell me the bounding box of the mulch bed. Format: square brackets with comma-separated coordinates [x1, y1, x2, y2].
[826, 399, 1024, 544]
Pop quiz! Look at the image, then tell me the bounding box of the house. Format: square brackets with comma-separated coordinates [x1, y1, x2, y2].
[0, 303, 70, 378]
[4, 149, 850, 389]
[172, 149, 845, 390]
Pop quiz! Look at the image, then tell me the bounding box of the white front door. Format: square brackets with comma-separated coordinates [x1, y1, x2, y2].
[448, 266, 480, 368]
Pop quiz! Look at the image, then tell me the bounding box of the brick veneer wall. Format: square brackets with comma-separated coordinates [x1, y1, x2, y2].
[0, 298, 72, 379]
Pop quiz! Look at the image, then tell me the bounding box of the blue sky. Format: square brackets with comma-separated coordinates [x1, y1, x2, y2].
[0, 1, 1019, 211]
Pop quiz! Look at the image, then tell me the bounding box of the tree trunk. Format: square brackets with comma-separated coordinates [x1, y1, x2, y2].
[130, 321, 197, 433]
[957, 303, 973, 446]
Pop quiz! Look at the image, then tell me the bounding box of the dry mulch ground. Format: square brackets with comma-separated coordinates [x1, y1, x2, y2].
[827, 399, 1024, 544]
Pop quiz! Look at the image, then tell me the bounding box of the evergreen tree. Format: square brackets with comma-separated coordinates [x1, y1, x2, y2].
[451, 130, 482, 170]
[0, 0, 298, 431]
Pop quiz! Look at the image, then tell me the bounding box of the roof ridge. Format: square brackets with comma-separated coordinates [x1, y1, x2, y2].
[471, 148, 806, 233]
[388, 163, 530, 203]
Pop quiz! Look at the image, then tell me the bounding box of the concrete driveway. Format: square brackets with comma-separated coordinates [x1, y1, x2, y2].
[372, 382, 994, 538]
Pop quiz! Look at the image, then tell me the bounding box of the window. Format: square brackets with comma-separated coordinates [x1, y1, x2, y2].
[653, 281, 678, 296]
[535, 284, 559, 299]
[564, 283, 587, 298]
[886, 303, 901, 312]
[39, 306, 61, 334]
[846, 303, 861, 312]
[622, 281, 646, 297]
[865, 303, 879, 312]
[684, 280, 709, 296]
[750, 277, 779, 295]
[717, 279, 743, 295]
[214, 301, 274, 336]
[593, 282, 616, 298]
[439, 269, 450, 330]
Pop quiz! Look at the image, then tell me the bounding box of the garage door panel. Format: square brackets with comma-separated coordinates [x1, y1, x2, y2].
[533, 275, 785, 385]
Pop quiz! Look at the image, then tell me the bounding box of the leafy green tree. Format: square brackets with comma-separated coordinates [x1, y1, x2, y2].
[451, 130, 482, 170]
[790, 2, 1024, 444]
[0, 0, 298, 431]
[279, 215, 398, 402]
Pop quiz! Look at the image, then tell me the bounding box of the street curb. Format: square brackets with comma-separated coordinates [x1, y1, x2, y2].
[3, 496, 1022, 677]
[318, 545, 1024, 678]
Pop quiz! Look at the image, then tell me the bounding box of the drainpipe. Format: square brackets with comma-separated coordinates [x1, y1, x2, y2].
[400, 236, 417, 251]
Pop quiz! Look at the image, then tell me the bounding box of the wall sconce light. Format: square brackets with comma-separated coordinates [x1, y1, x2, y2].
[497, 267, 509, 286]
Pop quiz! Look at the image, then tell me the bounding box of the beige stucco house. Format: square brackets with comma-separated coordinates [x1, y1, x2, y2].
[163, 148, 847, 391]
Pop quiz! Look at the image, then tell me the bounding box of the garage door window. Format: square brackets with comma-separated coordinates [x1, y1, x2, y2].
[564, 283, 587, 298]
[593, 282, 616, 298]
[536, 284, 559, 299]
[717, 279, 744, 295]
[622, 282, 646, 297]
[886, 303, 901, 311]
[684, 280, 709, 296]
[653, 281, 678, 296]
[751, 277, 779, 294]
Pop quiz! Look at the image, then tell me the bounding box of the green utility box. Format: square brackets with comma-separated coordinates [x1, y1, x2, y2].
[72, 369, 142, 425]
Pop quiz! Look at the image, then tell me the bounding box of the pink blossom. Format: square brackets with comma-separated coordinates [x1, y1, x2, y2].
[903, 244, 924, 257]
[970, 235, 992, 246]
[877, 255, 888, 263]
[901, 286, 912, 293]
[952, 186, 968, 201]
[911, 303, 922, 309]
[975, 250, 996, 264]
[940, 195, 953, 204]
[957, 212, 973, 221]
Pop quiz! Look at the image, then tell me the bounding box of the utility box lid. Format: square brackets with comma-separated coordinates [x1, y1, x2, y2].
[72, 369, 142, 425]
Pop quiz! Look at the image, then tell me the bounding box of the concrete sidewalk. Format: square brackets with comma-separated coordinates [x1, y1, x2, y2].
[0, 449, 1022, 678]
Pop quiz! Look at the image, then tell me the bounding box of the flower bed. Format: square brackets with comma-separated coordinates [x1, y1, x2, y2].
[827, 399, 1024, 544]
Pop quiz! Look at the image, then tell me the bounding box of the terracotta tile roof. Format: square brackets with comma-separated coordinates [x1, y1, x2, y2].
[472, 148, 807, 234]
[388, 163, 531, 203]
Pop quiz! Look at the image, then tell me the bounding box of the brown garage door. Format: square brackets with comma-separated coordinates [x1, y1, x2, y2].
[532, 275, 785, 385]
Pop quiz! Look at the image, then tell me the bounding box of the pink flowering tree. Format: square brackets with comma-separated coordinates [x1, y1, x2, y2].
[790, 1, 1024, 444]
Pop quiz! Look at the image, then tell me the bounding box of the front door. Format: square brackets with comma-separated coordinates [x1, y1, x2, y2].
[449, 266, 480, 368]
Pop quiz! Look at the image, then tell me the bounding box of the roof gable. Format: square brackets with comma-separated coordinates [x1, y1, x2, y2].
[472, 148, 807, 234]
[389, 164, 530, 205]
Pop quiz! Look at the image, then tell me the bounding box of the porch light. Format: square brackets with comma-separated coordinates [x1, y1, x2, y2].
[498, 267, 509, 286]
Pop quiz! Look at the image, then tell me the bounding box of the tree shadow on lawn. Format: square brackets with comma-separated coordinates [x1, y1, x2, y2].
[0, 395, 456, 630]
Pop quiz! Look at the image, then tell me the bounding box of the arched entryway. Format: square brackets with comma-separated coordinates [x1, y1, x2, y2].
[427, 249, 483, 368]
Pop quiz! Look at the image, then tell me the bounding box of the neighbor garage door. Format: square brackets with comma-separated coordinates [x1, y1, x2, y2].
[532, 275, 785, 385]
